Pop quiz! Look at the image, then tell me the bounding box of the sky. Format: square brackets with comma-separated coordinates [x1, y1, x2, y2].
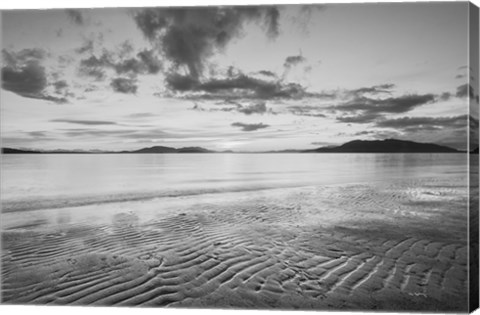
[1, 2, 478, 151]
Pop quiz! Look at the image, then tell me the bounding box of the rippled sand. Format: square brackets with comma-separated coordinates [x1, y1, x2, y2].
[1, 176, 469, 311]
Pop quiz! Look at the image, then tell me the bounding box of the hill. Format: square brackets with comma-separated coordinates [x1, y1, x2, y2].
[307, 139, 459, 153]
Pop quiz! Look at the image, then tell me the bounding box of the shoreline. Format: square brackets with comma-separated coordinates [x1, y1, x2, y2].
[1, 176, 469, 311]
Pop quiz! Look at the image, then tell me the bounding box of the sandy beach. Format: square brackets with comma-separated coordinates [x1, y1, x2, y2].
[1, 174, 469, 311]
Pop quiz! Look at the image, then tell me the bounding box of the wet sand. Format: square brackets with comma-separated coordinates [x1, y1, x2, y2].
[1, 176, 469, 311]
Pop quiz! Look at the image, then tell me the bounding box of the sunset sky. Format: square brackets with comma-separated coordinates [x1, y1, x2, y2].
[1, 2, 478, 151]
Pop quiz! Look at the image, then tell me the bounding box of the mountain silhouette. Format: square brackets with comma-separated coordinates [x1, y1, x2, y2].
[2, 139, 459, 154]
[307, 139, 458, 153]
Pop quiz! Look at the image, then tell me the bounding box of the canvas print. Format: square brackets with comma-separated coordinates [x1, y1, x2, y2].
[1, 1, 479, 313]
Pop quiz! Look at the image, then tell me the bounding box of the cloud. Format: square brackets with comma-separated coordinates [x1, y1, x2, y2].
[439, 92, 451, 101]
[191, 100, 275, 115]
[258, 70, 277, 77]
[336, 113, 383, 124]
[165, 73, 198, 91]
[456, 84, 475, 99]
[375, 115, 467, 131]
[288, 105, 326, 117]
[27, 131, 47, 138]
[231, 122, 270, 131]
[51, 119, 117, 125]
[2, 60, 46, 95]
[137, 49, 162, 74]
[167, 72, 307, 100]
[78, 55, 109, 80]
[59, 127, 184, 140]
[79, 67, 106, 81]
[127, 112, 157, 118]
[133, 6, 280, 79]
[282, 54, 307, 79]
[333, 94, 436, 115]
[75, 39, 94, 54]
[2, 48, 67, 103]
[111, 78, 137, 94]
[78, 49, 162, 81]
[349, 84, 395, 96]
[66, 9, 84, 25]
[238, 102, 268, 115]
[283, 55, 306, 68]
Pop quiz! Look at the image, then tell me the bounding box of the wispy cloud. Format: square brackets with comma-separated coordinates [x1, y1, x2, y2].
[375, 115, 467, 131]
[231, 122, 270, 131]
[51, 119, 117, 125]
[333, 94, 436, 114]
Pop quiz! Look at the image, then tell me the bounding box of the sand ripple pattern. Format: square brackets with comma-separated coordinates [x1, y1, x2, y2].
[1, 177, 468, 311]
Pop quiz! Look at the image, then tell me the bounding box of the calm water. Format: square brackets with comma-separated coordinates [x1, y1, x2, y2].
[1, 153, 468, 206]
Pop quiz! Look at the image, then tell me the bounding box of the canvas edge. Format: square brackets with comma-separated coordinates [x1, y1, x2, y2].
[469, 1, 480, 313]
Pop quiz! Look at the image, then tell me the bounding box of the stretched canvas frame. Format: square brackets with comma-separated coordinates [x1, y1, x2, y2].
[0, 1, 479, 314]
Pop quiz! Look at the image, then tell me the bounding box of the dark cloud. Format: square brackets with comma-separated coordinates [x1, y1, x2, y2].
[137, 49, 162, 74]
[309, 91, 337, 99]
[167, 72, 307, 100]
[2, 48, 67, 103]
[231, 122, 270, 131]
[336, 113, 383, 124]
[456, 84, 475, 99]
[110, 77, 138, 94]
[114, 57, 145, 75]
[2, 60, 46, 96]
[439, 92, 451, 101]
[282, 55, 307, 79]
[238, 102, 267, 115]
[133, 6, 280, 79]
[192, 100, 275, 115]
[27, 131, 47, 138]
[51, 119, 117, 125]
[78, 49, 162, 80]
[349, 84, 395, 96]
[333, 94, 436, 115]
[53, 80, 68, 93]
[376, 115, 467, 131]
[257, 70, 277, 77]
[165, 73, 198, 91]
[283, 55, 306, 68]
[79, 67, 106, 81]
[78, 54, 110, 80]
[66, 9, 84, 25]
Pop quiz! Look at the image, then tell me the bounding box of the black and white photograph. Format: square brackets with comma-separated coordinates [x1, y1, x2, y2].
[1, 0, 479, 313]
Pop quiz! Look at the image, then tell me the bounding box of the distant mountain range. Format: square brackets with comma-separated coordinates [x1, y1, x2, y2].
[1, 139, 468, 154]
[1, 146, 214, 154]
[305, 139, 460, 153]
